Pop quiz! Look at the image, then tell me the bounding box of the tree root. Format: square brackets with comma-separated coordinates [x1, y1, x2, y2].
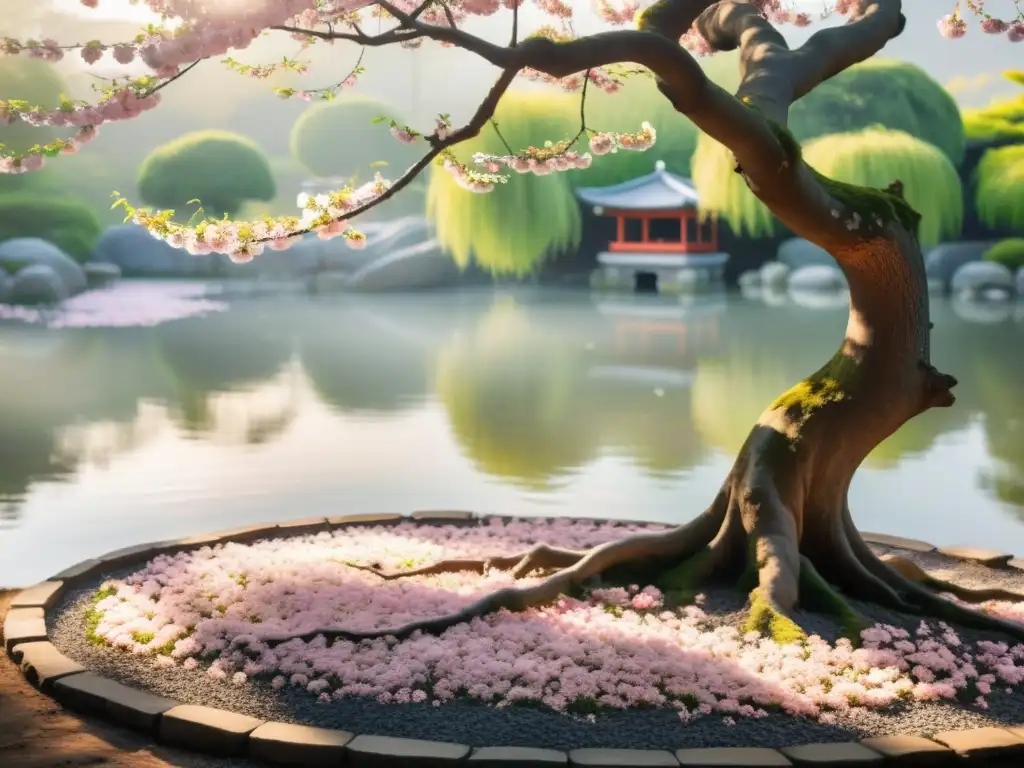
[347, 543, 588, 581]
[881, 554, 1024, 605]
[258, 493, 731, 646]
[842, 511, 1024, 642]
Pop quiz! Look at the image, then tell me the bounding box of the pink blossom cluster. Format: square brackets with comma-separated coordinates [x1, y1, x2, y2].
[937, 1, 1024, 42]
[460, 122, 655, 188]
[85, 518, 1024, 724]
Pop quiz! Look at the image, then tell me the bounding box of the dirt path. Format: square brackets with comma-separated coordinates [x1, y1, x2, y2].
[1, 589, 250, 768]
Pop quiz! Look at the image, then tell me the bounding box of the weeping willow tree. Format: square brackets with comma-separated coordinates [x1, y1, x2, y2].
[692, 58, 964, 238]
[974, 145, 1024, 232]
[695, 128, 962, 245]
[962, 70, 1024, 143]
[434, 298, 598, 487]
[426, 91, 583, 276]
[789, 58, 964, 164]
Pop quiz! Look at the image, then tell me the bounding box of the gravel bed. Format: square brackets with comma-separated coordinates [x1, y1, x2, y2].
[46, 550, 1024, 752]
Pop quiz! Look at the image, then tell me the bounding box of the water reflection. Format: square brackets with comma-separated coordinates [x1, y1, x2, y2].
[0, 288, 1022, 567]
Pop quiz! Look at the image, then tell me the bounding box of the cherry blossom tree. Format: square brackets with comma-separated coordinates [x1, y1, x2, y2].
[4, 0, 1024, 645]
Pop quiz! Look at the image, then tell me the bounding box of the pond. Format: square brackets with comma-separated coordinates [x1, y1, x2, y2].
[1, 284, 1022, 586]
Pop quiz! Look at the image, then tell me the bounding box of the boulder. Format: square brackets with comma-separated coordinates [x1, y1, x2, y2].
[1018, 267, 1024, 298]
[777, 238, 836, 269]
[759, 261, 790, 291]
[737, 269, 761, 290]
[788, 264, 848, 293]
[950, 261, 1015, 299]
[83, 262, 121, 288]
[0, 267, 9, 304]
[345, 239, 459, 292]
[925, 241, 998, 289]
[9, 264, 68, 305]
[90, 225, 217, 277]
[0, 238, 87, 296]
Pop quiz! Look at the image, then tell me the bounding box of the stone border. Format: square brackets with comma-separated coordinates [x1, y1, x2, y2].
[6, 512, 1024, 766]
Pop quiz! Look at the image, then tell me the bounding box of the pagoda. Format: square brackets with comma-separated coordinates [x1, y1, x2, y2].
[575, 161, 729, 294]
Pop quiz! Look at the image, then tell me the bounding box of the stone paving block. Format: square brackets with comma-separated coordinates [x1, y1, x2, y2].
[247, 721, 352, 766]
[3, 607, 47, 653]
[210, 523, 279, 545]
[470, 746, 568, 766]
[159, 704, 264, 757]
[410, 509, 478, 525]
[859, 735, 953, 765]
[346, 734, 471, 766]
[10, 581, 64, 609]
[931, 727, 1024, 760]
[676, 746, 792, 766]
[13, 641, 85, 690]
[327, 513, 405, 527]
[936, 546, 1013, 568]
[52, 672, 177, 732]
[781, 742, 883, 766]
[860, 532, 937, 553]
[98, 541, 175, 569]
[569, 748, 679, 767]
[275, 517, 331, 538]
[52, 558, 104, 583]
[170, 532, 222, 548]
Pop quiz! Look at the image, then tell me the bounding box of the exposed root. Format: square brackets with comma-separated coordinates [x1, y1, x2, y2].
[258, 494, 730, 646]
[745, 588, 808, 645]
[882, 554, 1024, 605]
[347, 544, 588, 581]
[841, 515, 1024, 643]
[797, 555, 872, 642]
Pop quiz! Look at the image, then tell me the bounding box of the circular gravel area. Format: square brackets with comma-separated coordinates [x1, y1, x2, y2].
[45, 519, 1024, 751]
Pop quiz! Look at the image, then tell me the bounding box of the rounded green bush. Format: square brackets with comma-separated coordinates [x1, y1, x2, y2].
[289, 94, 419, 179]
[0, 195, 100, 263]
[137, 130, 275, 218]
[984, 239, 1024, 271]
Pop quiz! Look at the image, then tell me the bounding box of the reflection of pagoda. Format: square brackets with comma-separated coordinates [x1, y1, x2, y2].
[588, 297, 725, 389]
[575, 162, 730, 295]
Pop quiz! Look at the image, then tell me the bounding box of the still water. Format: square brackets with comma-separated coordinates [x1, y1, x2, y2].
[1, 285, 1022, 586]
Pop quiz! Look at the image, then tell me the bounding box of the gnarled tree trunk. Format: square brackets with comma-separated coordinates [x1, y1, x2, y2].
[260, 0, 1024, 648]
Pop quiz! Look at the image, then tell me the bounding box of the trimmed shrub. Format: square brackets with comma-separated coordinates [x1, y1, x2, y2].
[0, 195, 100, 263]
[137, 130, 275, 218]
[984, 239, 1024, 271]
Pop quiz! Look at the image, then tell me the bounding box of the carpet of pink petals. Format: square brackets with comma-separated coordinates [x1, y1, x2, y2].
[87, 519, 1024, 724]
[0, 282, 226, 328]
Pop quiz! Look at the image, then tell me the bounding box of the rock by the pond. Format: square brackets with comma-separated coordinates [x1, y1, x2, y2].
[90, 225, 217, 277]
[737, 269, 761, 290]
[788, 264, 848, 293]
[759, 261, 790, 290]
[950, 261, 1015, 299]
[345, 239, 459, 292]
[0, 238, 87, 296]
[777, 237, 836, 268]
[925, 241, 998, 289]
[83, 261, 121, 288]
[8, 264, 68, 304]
